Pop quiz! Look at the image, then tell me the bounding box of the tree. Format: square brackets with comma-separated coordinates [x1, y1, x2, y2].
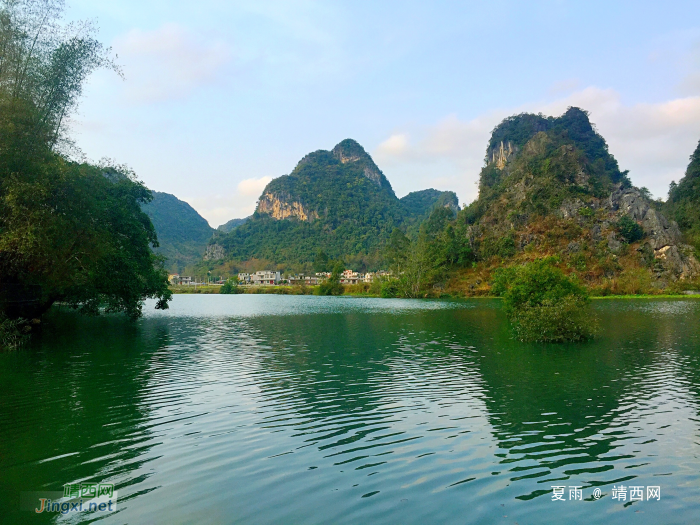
[316, 262, 344, 296]
[615, 215, 644, 244]
[0, 0, 171, 319]
[313, 249, 330, 273]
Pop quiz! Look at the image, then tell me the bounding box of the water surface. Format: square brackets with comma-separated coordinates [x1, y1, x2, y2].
[1, 295, 699, 524]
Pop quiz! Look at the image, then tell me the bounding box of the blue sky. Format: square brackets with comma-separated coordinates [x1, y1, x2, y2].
[67, 0, 700, 227]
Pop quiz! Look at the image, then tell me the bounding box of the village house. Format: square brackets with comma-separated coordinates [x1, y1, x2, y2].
[237, 273, 251, 285]
[250, 271, 281, 285]
[339, 270, 360, 285]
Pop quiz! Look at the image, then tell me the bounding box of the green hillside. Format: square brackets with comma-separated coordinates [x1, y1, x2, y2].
[142, 192, 215, 273]
[665, 139, 700, 254]
[400, 189, 459, 221]
[211, 140, 458, 265]
[218, 216, 249, 233]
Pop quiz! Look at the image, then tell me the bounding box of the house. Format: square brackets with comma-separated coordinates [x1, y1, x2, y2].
[363, 272, 374, 283]
[238, 273, 251, 285]
[251, 270, 281, 285]
[168, 274, 180, 285]
[340, 270, 360, 285]
[180, 276, 192, 285]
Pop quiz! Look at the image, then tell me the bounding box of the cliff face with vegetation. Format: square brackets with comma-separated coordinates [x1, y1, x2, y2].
[455, 107, 699, 294]
[209, 139, 458, 266]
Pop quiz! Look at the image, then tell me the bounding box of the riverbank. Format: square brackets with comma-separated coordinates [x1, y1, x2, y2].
[169, 284, 700, 300]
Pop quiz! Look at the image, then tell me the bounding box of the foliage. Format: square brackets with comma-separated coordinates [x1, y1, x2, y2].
[0, 0, 171, 319]
[666, 139, 700, 253]
[481, 234, 516, 259]
[510, 296, 597, 343]
[492, 258, 597, 342]
[220, 277, 242, 294]
[399, 189, 459, 225]
[217, 216, 249, 233]
[0, 314, 30, 349]
[380, 279, 399, 298]
[615, 215, 644, 243]
[315, 263, 344, 296]
[141, 191, 215, 273]
[313, 250, 330, 273]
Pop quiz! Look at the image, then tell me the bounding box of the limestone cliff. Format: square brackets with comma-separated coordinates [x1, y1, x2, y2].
[488, 140, 517, 169]
[257, 192, 319, 222]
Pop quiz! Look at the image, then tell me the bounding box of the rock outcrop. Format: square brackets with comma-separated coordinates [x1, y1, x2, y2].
[489, 140, 517, 169]
[604, 186, 700, 279]
[257, 192, 318, 222]
[331, 139, 385, 187]
[203, 243, 225, 261]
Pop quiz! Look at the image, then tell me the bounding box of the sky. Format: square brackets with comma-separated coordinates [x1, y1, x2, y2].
[65, 0, 700, 228]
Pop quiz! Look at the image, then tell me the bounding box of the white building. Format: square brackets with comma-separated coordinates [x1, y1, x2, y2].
[237, 273, 251, 284]
[340, 270, 360, 285]
[251, 270, 281, 285]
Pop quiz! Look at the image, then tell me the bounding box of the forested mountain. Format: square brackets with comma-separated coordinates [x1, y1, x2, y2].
[209, 139, 460, 265]
[456, 107, 699, 291]
[218, 216, 250, 233]
[665, 139, 700, 254]
[400, 189, 459, 223]
[142, 192, 215, 273]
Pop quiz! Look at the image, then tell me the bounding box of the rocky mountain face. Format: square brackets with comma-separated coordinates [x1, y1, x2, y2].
[461, 107, 699, 290]
[141, 191, 214, 273]
[208, 139, 459, 265]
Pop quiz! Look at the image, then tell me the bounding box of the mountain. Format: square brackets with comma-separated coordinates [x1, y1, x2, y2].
[142, 191, 215, 273]
[209, 139, 459, 265]
[458, 107, 699, 290]
[400, 189, 459, 221]
[218, 216, 250, 233]
[665, 139, 700, 254]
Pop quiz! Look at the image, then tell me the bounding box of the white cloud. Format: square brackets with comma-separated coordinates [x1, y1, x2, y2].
[185, 176, 274, 227]
[376, 133, 409, 156]
[373, 87, 700, 205]
[238, 176, 272, 196]
[114, 23, 231, 103]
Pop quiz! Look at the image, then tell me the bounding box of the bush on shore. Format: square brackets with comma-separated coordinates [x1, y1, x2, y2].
[315, 264, 344, 296]
[220, 278, 243, 294]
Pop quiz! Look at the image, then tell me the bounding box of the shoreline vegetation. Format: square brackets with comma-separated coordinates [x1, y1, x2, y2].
[169, 283, 700, 299]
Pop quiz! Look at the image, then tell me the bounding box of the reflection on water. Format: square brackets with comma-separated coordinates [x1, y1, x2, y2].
[0, 296, 699, 524]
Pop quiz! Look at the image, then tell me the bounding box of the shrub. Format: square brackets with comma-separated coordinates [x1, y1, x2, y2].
[511, 296, 597, 342]
[220, 278, 243, 294]
[493, 258, 597, 342]
[615, 215, 644, 243]
[380, 280, 400, 298]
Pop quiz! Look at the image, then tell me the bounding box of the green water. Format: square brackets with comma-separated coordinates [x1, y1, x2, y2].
[1, 296, 700, 524]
